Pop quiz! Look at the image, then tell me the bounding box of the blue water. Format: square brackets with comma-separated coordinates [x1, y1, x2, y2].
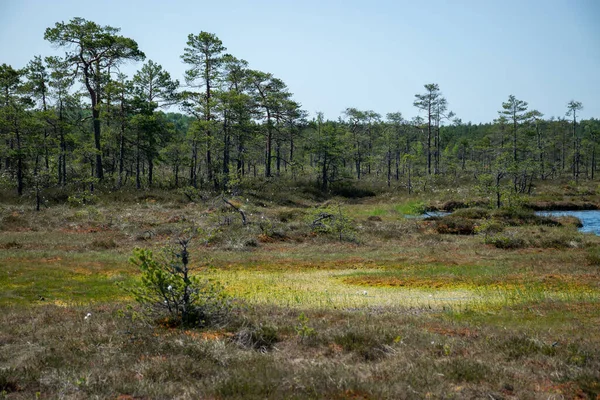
[407, 211, 450, 219]
[536, 210, 600, 235]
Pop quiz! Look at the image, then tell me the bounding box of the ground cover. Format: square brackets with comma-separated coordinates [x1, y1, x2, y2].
[1, 184, 599, 399]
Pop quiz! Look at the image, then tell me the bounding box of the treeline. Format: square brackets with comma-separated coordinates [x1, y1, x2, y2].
[1, 18, 598, 206]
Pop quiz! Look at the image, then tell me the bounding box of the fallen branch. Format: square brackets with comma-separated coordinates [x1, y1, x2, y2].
[223, 198, 247, 226]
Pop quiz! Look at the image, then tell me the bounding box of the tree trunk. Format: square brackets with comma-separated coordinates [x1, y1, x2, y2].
[190, 139, 198, 188]
[148, 155, 153, 187]
[136, 134, 141, 190]
[321, 154, 328, 191]
[276, 140, 281, 176]
[265, 112, 272, 177]
[513, 113, 518, 162]
[427, 104, 432, 175]
[16, 126, 23, 196]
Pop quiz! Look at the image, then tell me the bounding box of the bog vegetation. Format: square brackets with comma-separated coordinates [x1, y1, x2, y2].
[0, 17, 600, 400]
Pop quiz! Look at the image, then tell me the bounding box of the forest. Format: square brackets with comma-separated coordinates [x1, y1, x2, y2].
[2, 17, 598, 204]
[2, 17, 600, 400]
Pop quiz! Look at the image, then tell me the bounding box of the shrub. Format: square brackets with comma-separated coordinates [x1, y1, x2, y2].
[333, 329, 394, 361]
[491, 207, 559, 227]
[330, 184, 376, 199]
[276, 209, 305, 223]
[121, 238, 231, 328]
[475, 220, 505, 238]
[234, 324, 280, 352]
[0, 240, 22, 249]
[486, 233, 526, 249]
[586, 246, 600, 266]
[435, 216, 475, 235]
[178, 186, 205, 203]
[442, 359, 491, 383]
[535, 230, 580, 249]
[441, 200, 468, 212]
[0, 214, 29, 231]
[452, 207, 490, 219]
[554, 215, 583, 228]
[498, 335, 556, 360]
[67, 191, 97, 207]
[90, 238, 117, 250]
[258, 217, 287, 240]
[295, 313, 317, 343]
[307, 202, 357, 242]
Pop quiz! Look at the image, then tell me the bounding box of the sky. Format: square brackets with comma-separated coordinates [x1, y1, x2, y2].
[1, 0, 599, 123]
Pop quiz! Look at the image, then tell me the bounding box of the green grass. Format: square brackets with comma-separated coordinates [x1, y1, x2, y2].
[0, 250, 133, 306]
[394, 200, 426, 216]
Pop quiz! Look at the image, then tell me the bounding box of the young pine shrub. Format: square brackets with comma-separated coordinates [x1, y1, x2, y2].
[121, 238, 231, 328]
[307, 202, 357, 242]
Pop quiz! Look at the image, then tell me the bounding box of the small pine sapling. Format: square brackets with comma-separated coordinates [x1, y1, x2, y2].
[121, 237, 231, 327]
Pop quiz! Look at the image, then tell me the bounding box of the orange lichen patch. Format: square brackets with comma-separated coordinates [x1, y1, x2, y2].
[181, 330, 234, 341]
[155, 317, 181, 329]
[328, 343, 344, 353]
[342, 275, 466, 289]
[424, 323, 480, 338]
[202, 331, 233, 340]
[536, 381, 590, 399]
[258, 234, 277, 243]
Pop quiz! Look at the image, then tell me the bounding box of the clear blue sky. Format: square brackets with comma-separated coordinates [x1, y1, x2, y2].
[1, 0, 599, 123]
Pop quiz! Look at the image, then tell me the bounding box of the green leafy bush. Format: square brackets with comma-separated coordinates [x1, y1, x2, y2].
[121, 238, 231, 327]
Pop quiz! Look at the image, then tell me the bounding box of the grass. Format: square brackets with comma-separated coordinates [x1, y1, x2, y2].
[1, 186, 599, 398]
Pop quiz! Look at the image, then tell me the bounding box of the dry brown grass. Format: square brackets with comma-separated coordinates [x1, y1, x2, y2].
[1, 189, 600, 398]
[0, 303, 598, 399]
